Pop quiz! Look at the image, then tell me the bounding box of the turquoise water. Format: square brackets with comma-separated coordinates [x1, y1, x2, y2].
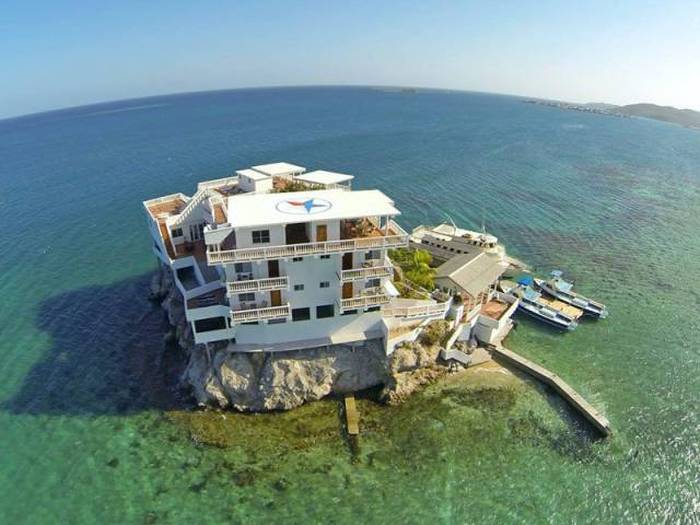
[1, 87, 699, 524]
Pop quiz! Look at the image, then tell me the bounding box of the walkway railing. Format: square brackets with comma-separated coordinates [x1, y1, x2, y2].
[227, 276, 288, 294]
[230, 303, 291, 324]
[383, 302, 449, 319]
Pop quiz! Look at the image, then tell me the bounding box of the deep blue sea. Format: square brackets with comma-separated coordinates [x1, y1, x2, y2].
[1, 87, 699, 524]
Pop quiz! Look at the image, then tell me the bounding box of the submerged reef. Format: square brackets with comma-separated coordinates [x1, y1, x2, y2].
[150, 266, 454, 412]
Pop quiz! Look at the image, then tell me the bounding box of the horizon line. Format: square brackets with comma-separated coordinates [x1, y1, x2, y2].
[1, 83, 697, 123]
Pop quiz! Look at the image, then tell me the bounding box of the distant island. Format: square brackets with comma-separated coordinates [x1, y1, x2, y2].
[524, 99, 700, 130]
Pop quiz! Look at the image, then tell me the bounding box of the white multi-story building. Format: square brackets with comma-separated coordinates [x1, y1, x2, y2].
[144, 163, 417, 350]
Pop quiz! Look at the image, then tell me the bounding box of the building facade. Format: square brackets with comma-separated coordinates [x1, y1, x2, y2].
[144, 163, 412, 350]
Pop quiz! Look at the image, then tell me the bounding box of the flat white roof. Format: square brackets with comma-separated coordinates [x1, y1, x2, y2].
[236, 168, 271, 181]
[296, 170, 354, 185]
[251, 162, 306, 177]
[226, 189, 399, 228]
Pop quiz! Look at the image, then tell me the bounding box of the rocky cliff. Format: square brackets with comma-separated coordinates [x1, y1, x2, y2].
[150, 265, 452, 412]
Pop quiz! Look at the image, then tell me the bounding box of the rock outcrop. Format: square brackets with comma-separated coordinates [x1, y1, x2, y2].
[150, 265, 450, 412]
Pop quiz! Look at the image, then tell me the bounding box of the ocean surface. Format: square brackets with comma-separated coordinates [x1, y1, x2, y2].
[0, 87, 698, 524]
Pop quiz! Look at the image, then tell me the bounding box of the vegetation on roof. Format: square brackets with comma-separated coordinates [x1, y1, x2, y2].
[271, 180, 324, 193]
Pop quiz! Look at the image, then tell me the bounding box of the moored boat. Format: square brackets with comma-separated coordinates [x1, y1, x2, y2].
[502, 277, 581, 331]
[534, 270, 608, 319]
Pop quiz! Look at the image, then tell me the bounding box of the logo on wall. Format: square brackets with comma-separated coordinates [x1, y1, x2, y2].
[275, 198, 332, 215]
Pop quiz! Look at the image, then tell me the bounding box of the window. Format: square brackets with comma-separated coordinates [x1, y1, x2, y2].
[316, 304, 334, 318]
[366, 306, 381, 312]
[292, 307, 310, 322]
[252, 230, 270, 244]
[342, 309, 358, 316]
[365, 250, 380, 260]
[320, 254, 331, 259]
[194, 317, 227, 332]
[268, 318, 286, 325]
[320, 281, 330, 288]
[238, 293, 255, 302]
[234, 262, 252, 273]
[189, 223, 204, 240]
[292, 257, 303, 262]
[294, 284, 304, 291]
[171, 227, 183, 238]
[367, 278, 380, 288]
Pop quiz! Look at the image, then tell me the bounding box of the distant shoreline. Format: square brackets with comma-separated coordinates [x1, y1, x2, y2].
[523, 99, 700, 131]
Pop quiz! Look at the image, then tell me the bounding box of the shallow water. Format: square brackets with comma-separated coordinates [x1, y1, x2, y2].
[0, 87, 698, 523]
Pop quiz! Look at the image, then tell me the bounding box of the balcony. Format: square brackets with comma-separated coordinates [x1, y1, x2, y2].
[230, 303, 291, 324]
[227, 276, 289, 294]
[339, 261, 394, 282]
[339, 287, 391, 311]
[207, 220, 408, 264]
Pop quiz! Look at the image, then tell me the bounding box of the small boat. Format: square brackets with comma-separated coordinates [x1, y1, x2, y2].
[500, 277, 581, 331]
[514, 284, 579, 331]
[534, 270, 608, 319]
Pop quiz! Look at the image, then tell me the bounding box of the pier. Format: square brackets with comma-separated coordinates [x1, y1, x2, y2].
[343, 394, 360, 435]
[491, 346, 611, 437]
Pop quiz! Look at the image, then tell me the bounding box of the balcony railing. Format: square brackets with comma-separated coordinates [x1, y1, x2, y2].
[339, 292, 391, 311]
[208, 234, 407, 264]
[230, 303, 291, 324]
[227, 276, 289, 294]
[207, 220, 409, 264]
[339, 264, 394, 282]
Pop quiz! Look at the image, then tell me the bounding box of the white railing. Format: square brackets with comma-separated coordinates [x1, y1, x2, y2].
[339, 293, 391, 311]
[383, 302, 449, 319]
[339, 264, 394, 282]
[197, 175, 239, 191]
[207, 233, 408, 264]
[230, 303, 291, 324]
[172, 189, 212, 226]
[227, 276, 288, 294]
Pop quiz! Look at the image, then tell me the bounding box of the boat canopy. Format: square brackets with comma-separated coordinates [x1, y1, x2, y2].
[522, 287, 540, 301]
[517, 275, 534, 286]
[554, 280, 574, 293]
[550, 270, 563, 278]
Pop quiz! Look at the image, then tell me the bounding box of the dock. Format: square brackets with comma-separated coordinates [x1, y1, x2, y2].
[492, 346, 611, 437]
[343, 394, 360, 435]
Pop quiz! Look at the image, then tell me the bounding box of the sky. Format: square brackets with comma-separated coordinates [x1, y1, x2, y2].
[2, 0, 700, 118]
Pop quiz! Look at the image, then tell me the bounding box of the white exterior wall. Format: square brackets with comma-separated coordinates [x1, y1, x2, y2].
[239, 174, 273, 193]
[234, 224, 286, 249]
[233, 310, 383, 346]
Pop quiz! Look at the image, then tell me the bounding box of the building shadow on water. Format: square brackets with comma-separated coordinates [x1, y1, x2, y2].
[3, 272, 193, 416]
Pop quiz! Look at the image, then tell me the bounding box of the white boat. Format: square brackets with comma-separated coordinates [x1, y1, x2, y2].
[409, 222, 509, 262]
[500, 277, 580, 331]
[534, 271, 608, 319]
[514, 284, 579, 331]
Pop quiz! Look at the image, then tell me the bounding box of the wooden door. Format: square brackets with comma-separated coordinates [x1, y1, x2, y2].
[316, 224, 327, 242]
[342, 282, 353, 299]
[270, 290, 282, 307]
[268, 259, 280, 278]
[342, 252, 353, 270]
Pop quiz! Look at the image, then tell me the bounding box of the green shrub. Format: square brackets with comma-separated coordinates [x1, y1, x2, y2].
[389, 248, 435, 290]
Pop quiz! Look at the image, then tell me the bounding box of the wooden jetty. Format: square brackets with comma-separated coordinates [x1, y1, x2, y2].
[492, 346, 611, 437]
[344, 394, 360, 435]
